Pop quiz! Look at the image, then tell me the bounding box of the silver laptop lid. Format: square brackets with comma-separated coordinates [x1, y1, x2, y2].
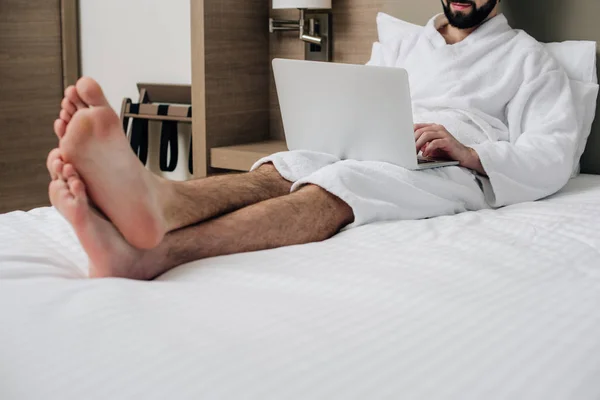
[272, 58, 420, 169]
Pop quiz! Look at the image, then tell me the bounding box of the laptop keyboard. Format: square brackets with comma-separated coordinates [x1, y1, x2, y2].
[417, 156, 439, 164]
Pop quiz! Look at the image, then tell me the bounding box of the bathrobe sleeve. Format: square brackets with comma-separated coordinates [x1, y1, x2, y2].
[471, 49, 579, 207]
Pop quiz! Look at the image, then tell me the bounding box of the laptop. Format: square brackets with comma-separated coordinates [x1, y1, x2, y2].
[272, 58, 459, 170]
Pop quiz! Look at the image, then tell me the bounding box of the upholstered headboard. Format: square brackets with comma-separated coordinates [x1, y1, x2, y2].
[382, 0, 600, 175]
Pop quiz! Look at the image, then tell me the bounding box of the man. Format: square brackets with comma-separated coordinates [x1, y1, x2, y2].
[47, 0, 577, 280]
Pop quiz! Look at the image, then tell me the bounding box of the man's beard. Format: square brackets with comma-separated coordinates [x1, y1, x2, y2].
[441, 0, 498, 29]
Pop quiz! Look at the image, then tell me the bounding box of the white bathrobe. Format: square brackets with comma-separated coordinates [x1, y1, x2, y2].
[254, 13, 579, 228]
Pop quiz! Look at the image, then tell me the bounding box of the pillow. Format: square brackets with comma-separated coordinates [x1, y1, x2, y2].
[376, 12, 599, 176]
[376, 12, 421, 45]
[544, 41, 598, 84]
[535, 42, 598, 176]
[570, 80, 599, 176]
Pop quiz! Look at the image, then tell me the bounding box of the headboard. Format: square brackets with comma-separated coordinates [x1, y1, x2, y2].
[382, 0, 600, 175]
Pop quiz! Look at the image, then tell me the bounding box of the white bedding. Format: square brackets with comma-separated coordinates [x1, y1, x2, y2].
[1, 175, 600, 400]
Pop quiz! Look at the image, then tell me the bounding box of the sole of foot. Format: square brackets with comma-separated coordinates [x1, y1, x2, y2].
[60, 106, 167, 249]
[54, 77, 110, 139]
[49, 175, 151, 279]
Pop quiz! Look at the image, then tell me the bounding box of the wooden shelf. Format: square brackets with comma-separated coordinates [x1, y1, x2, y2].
[211, 140, 288, 171]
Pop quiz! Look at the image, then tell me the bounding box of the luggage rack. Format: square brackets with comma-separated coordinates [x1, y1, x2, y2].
[120, 83, 193, 177]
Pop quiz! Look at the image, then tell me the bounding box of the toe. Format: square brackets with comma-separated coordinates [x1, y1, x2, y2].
[60, 109, 72, 123]
[65, 85, 86, 109]
[52, 159, 65, 180]
[63, 163, 78, 180]
[54, 119, 67, 139]
[46, 148, 62, 179]
[76, 77, 110, 107]
[49, 179, 71, 207]
[68, 176, 87, 200]
[49, 180, 60, 205]
[61, 97, 77, 116]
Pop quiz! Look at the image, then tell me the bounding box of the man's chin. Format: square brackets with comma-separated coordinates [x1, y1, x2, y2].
[449, 11, 475, 22]
[447, 15, 479, 29]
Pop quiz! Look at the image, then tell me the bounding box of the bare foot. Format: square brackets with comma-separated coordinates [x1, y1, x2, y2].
[54, 77, 110, 139]
[46, 148, 65, 180]
[60, 106, 168, 249]
[49, 174, 156, 279]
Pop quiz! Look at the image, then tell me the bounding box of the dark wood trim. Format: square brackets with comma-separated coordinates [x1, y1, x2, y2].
[60, 0, 81, 90]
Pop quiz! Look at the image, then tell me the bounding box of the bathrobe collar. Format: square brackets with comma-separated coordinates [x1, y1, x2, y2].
[424, 13, 511, 48]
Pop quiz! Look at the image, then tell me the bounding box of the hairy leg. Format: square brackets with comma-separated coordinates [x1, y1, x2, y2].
[60, 103, 292, 249]
[50, 77, 290, 242]
[74, 183, 354, 280]
[161, 164, 292, 232]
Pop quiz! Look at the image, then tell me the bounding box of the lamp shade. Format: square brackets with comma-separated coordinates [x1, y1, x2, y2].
[272, 0, 332, 9]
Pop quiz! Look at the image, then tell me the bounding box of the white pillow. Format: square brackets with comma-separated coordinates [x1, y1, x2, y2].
[376, 12, 421, 45]
[570, 80, 599, 176]
[376, 12, 599, 177]
[545, 41, 598, 84]
[529, 42, 598, 176]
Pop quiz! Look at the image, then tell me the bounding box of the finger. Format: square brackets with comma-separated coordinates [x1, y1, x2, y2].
[415, 129, 438, 152]
[415, 130, 444, 153]
[423, 138, 448, 158]
[414, 127, 435, 144]
[414, 125, 445, 140]
[414, 123, 435, 131]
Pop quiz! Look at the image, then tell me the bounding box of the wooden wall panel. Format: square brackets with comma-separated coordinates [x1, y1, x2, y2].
[269, 0, 383, 139]
[0, 0, 64, 212]
[61, 0, 81, 89]
[192, 0, 271, 177]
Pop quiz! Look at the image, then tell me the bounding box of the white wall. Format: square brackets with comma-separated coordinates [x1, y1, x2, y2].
[79, 0, 192, 112]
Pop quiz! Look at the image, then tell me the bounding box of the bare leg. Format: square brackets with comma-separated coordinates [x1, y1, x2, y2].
[106, 184, 353, 280]
[50, 169, 354, 280]
[60, 94, 292, 249]
[130, 185, 354, 279]
[50, 78, 291, 238]
[160, 164, 292, 232]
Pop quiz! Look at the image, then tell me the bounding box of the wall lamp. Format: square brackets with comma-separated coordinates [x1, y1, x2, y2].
[269, 0, 332, 61]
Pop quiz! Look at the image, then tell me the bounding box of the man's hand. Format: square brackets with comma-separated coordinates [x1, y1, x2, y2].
[414, 123, 486, 175]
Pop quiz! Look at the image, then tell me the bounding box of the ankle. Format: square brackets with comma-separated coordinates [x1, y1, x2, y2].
[155, 176, 177, 230]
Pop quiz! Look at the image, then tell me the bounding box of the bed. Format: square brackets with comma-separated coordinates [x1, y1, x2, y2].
[1, 175, 600, 399]
[3, 1, 600, 399]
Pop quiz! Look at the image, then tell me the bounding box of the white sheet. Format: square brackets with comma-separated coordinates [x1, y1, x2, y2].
[1, 175, 600, 400]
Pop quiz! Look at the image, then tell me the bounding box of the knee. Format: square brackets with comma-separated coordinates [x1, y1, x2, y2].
[254, 162, 279, 176]
[253, 163, 292, 193]
[297, 184, 355, 227]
